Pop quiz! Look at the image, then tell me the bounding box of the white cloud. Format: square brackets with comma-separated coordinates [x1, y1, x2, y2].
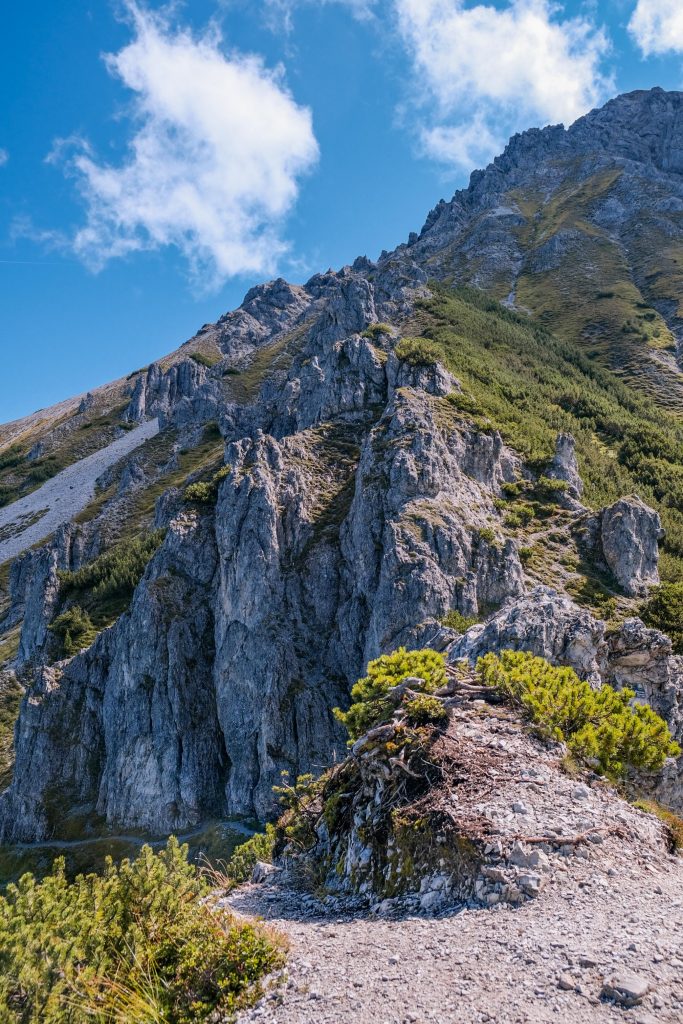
[394, 0, 613, 170]
[53, 2, 319, 287]
[0, 149, 8, 166]
[628, 0, 683, 56]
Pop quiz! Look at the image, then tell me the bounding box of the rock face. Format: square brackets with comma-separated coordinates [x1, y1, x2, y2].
[600, 497, 662, 597]
[0, 282, 526, 838]
[546, 433, 583, 499]
[2, 88, 683, 842]
[449, 586, 606, 683]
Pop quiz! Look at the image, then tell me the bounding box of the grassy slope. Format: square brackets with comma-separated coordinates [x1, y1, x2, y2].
[413, 285, 683, 584]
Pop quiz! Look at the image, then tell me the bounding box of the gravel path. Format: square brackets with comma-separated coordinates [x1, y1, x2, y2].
[0, 419, 158, 563]
[230, 855, 683, 1024]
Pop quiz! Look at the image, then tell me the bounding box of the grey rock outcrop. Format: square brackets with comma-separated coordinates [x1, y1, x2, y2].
[449, 586, 607, 683]
[601, 497, 662, 597]
[546, 433, 583, 499]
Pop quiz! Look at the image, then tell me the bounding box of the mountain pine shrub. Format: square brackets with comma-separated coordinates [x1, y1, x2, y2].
[441, 609, 479, 633]
[57, 530, 165, 628]
[476, 650, 680, 778]
[641, 582, 683, 654]
[395, 336, 442, 366]
[184, 464, 231, 505]
[225, 825, 277, 883]
[334, 647, 447, 741]
[0, 837, 283, 1023]
[48, 605, 98, 657]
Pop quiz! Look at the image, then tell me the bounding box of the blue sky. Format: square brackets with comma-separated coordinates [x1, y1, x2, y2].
[2, 0, 683, 422]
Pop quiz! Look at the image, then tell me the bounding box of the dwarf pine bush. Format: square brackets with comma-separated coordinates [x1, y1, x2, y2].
[395, 336, 442, 366]
[0, 837, 283, 1023]
[225, 824, 277, 883]
[48, 605, 98, 657]
[476, 650, 680, 778]
[641, 582, 683, 654]
[335, 647, 447, 741]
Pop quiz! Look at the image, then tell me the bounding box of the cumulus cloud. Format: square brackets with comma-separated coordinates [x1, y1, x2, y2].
[628, 0, 683, 56]
[394, 0, 613, 170]
[53, 2, 319, 287]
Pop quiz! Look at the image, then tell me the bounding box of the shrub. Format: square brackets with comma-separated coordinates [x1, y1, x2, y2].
[184, 480, 214, 504]
[535, 476, 568, 501]
[641, 583, 683, 654]
[184, 465, 231, 506]
[0, 445, 24, 472]
[57, 530, 165, 628]
[395, 336, 442, 367]
[225, 825, 276, 884]
[334, 648, 447, 741]
[476, 650, 680, 779]
[190, 351, 219, 369]
[0, 837, 284, 1023]
[441, 609, 478, 633]
[504, 502, 536, 529]
[403, 693, 449, 727]
[446, 390, 479, 414]
[518, 546, 534, 566]
[477, 527, 496, 544]
[361, 322, 392, 339]
[48, 605, 98, 656]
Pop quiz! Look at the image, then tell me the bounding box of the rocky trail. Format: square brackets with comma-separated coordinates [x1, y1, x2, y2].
[230, 854, 683, 1024]
[0, 418, 158, 564]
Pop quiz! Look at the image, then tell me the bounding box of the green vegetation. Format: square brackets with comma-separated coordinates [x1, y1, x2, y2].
[184, 464, 231, 505]
[55, 530, 166, 637]
[633, 798, 683, 854]
[334, 647, 447, 741]
[0, 837, 284, 1023]
[361, 322, 392, 340]
[48, 606, 98, 657]
[441, 609, 478, 633]
[641, 583, 683, 654]
[224, 825, 277, 884]
[414, 286, 683, 581]
[395, 336, 442, 366]
[477, 650, 680, 779]
[190, 351, 220, 369]
[0, 670, 22, 790]
[403, 693, 449, 727]
[0, 445, 24, 472]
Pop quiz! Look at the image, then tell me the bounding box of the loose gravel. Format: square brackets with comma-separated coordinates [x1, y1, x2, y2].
[230, 852, 683, 1024]
[0, 419, 158, 563]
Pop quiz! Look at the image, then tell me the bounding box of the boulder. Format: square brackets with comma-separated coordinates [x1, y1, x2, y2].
[600, 496, 662, 597]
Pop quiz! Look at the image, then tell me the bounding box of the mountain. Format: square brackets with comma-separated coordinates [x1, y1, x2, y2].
[1, 88, 683, 847]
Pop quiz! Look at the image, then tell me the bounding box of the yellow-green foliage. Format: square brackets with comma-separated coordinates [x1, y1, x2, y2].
[441, 610, 478, 633]
[395, 336, 442, 366]
[225, 825, 276, 884]
[184, 464, 231, 505]
[403, 693, 448, 727]
[641, 583, 683, 654]
[335, 647, 447, 741]
[416, 287, 683, 581]
[476, 650, 680, 778]
[48, 606, 98, 657]
[361, 322, 392, 339]
[0, 837, 283, 1023]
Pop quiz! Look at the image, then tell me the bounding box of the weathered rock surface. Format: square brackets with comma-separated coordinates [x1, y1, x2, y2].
[448, 586, 607, 683]
[600, 497, 662, 597]
[2, 87, 683, 846]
